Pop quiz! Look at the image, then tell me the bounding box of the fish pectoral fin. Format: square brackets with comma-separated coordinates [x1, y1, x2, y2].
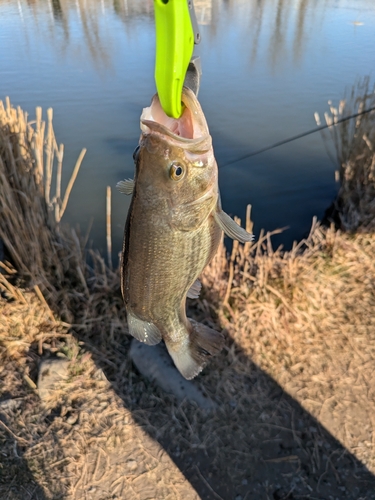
[116, 178, 134, 195]
[214, 209, 254, 243]
[171, 196, 215, 231]
[187, 279, 202, 299]
[127, 311, 162, 346]
[165, 319, 225, 380]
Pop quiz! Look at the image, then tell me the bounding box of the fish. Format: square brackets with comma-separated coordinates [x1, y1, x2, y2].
[117, 87, 253, 380]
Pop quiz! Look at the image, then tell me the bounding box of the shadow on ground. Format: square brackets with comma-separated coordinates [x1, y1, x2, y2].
[0, 453, 47, 500]
[1, 299, 375, 500]
[77, 304, 375, 500]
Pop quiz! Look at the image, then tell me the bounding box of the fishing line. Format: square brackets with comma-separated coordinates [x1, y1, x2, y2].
[219, 105, 375, 169]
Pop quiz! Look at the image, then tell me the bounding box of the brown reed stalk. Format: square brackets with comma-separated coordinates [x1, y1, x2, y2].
[0, 98, 87, 318]
[55, 143, 64, 222]
[106, 186, 113, 270]
[45, 108, 54, 206]
[59, 148, 87, 222]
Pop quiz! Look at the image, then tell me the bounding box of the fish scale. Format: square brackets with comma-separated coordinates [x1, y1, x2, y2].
[126, 208, 212, 334]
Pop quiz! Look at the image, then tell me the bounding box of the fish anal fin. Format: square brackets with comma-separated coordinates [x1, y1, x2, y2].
[187, 279, 202, 299]
[171, 196, 215, 231]
[165, 319, 225, 380]
[127, 311, 162, 346]
[116, 178, 134, 195]
[214, 209, 254, 243]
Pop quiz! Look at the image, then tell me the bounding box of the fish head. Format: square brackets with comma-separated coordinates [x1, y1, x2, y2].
[136, 88, 218, 208]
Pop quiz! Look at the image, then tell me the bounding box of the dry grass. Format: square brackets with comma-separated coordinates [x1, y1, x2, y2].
[203, 219, 375, 472]
[315, 77, 375, 231]
[0, 278, 197, 499]
[1, 95, 375, 499]
[0, 98, 88, 322]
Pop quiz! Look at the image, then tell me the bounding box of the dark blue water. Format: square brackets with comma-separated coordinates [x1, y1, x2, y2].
[1, 0, 374, 256]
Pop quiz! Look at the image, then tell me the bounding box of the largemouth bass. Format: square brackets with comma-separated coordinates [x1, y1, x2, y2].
[117, 88, 252, 380]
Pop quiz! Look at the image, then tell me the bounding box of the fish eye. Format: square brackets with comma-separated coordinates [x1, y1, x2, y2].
[132, 145, 140, 163]
[169, 162, 184, 181]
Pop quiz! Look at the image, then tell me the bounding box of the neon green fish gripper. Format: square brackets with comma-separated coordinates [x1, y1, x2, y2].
[154, 0, 195, 118]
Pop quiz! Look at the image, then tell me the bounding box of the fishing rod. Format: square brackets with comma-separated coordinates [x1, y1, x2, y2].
[219, 105, 375, 169]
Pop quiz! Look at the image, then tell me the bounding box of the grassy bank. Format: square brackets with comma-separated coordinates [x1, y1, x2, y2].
[1, 85, 375, 499]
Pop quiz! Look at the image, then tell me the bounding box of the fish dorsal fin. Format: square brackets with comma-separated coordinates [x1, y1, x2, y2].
[214, 209, 254, 243]
[187, 279, 202, 299]
[171, 196, 215, 231]
[116, 178, 134, 195]
[127, 311, 162, 346]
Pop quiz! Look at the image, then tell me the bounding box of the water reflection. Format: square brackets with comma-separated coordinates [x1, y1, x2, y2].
[113, 0, 154, 20]
[208, 0, 332, 69]
[10, 0, 338, 71]
[51, 0, 63, 20]
[9, 0, 372, 73]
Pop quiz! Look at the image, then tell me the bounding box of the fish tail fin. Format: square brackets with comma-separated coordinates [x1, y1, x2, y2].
[165, 319, 225, 380]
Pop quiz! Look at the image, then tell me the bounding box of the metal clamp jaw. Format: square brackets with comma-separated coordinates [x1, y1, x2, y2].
[185, 0, 202, 95]
[184, 55, 202, 97]
[154, 0, 202, 118]
[187, 0, 201, 45]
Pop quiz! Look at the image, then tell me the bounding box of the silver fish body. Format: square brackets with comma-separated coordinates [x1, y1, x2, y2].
[119, 88, 252, 379]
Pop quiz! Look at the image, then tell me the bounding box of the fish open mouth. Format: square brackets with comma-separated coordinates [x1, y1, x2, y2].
[140, 87, 210, 143]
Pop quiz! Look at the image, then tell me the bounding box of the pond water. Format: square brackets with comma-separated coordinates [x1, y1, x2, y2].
[1, 0, 374, 258]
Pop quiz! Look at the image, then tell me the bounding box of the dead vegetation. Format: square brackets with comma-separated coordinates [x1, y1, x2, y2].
[315, 77, 375, 232]
[1, 83, 375, 499]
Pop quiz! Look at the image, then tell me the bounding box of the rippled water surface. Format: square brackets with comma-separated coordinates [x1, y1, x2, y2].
[1, 0, 375, 255]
